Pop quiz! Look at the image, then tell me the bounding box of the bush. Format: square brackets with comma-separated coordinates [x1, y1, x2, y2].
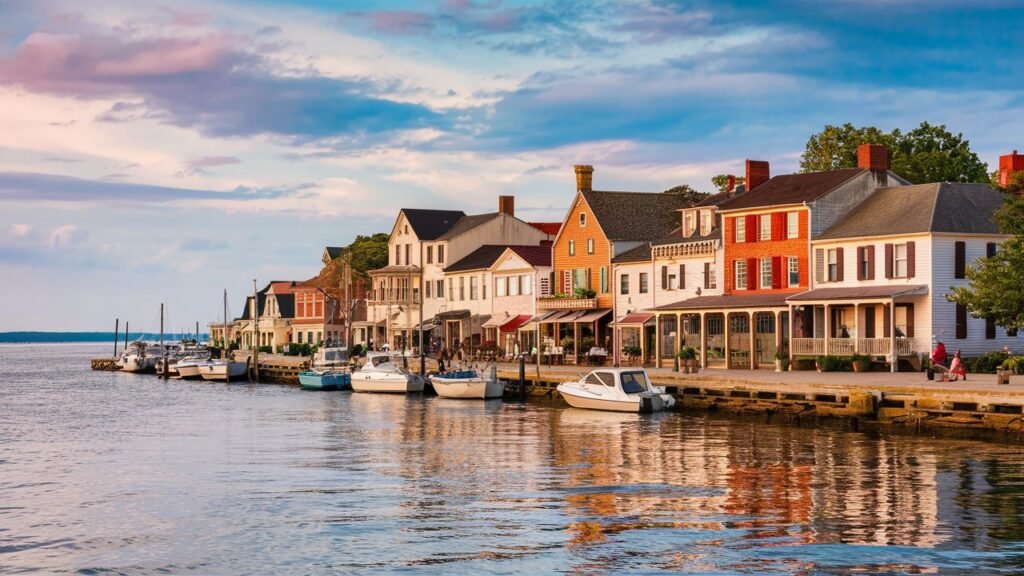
[623, 345, 642, 358]
[794, 358, 817, 371]
[971, 351, 1010, 374]
[258, 345, 273, 354]
[579, 336, 596, 352]
[573, 287, 597, 299]
[816, 355, 852, 372]
[1001, 355, 1024, 374]
[560, 337, 575, 352]
[851, 353, 872, 372]
[677, 346, 697, 360]
[351, 344, 366, 357]
[285, 343, 316, 357]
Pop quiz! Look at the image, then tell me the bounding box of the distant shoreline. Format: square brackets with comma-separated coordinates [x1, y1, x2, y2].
[0, 332, 208, 344]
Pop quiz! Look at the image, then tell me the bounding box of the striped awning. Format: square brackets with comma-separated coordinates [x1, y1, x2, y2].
[499, 314, 533, 333]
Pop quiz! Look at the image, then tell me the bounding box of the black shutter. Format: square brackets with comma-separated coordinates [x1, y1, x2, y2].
[954, 241, 966, 279]
[864, 305, 875, 338]
[906, 241, 916, 279]
[856, 247, 865, 281]
[679, 264, 685, 289]
[956, 304, 968, 339]
[986, 317, 996, 340]
[661, 266, 668, 290]
[884, 244, 893, 279]
[987, 242, 997, 258]
[703, 263, 710, 289]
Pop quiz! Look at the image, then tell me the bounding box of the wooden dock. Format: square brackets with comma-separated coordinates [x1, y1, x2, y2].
[91, 358, 119, 371]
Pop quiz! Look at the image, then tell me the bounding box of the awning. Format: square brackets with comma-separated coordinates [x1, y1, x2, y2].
[612, 312, 655, 326]
[786, 285, 929, 302]
[352, 319, 385, 327]
[573, 308, 612, 324]
[417, 322, 438, 332]
[517, 321, 537, 332]
[481, 314, 510, 329]
[437, 309, 471, 319]
[539, 309, 578, 323]
[500, 314, 533, 333]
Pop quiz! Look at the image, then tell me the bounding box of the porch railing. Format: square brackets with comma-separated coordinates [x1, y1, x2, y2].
[791, 337, 921, 357]
[537, 297, 598, 310]
[791, 338, 826, 356]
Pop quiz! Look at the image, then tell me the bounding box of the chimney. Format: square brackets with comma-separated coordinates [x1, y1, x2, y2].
[498, 195, 515, 216]
[857, 143, 889, 172]
[999, 150, 1024, 188]
[726, 174, 736, 196]
[745, 160, 770, 192]
[574, 165, 594, 193]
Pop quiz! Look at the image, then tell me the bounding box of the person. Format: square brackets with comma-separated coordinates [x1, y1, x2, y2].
[949, 349, 967, 381]
[931, 341, 949, 375]
[436, 346, 447, 373]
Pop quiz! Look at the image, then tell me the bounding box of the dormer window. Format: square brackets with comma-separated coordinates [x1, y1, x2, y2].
[683, 211, 696, 237]
[579, 212, 586, 227]
[700, 210, 712, 236]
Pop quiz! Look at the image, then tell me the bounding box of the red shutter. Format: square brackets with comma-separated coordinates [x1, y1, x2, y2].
[771, 256, 782, 289]
[747, 258, 757, 290]
[773, 213, 785, 241]
[856, 247, 864, 281]
[731, 217, 738, 243]
[746, 215, 758, 243]
[867, 245, 876, 280]
[836, 247, 844, 282]
[907, 241, 916, 279]
[905, 303, 915, 338]
[884, 244, 893, 279]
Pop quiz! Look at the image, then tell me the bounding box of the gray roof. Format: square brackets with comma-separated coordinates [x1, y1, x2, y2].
[654, 293, 790, 310]
[401, 209, 466, 240]
[435, 212, 500, 241]
[651, 226, 721, 246]
[817, 183, 1006, 240]
[718, 168, 864, 211]
[582, 190, 692, 241]
[324, 246, 343, 260]
[611, 243, 651, 264]
[787, 285, 928, 301]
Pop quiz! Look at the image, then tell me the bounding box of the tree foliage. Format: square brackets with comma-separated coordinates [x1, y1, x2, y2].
[711, 174, 744, 195]
[800, 122, 989, 184]
[309, 233, 389, 334]
[662, 184, 709, 206]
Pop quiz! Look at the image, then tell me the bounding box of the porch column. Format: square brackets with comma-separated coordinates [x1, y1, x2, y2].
[775, 310, 784, 356]
[749, 311, 756, 370]
[723, 313, 731, 370]
[853, 303, 860, 354]
[824, 304, 831, 356]
[890, 298, 897, 373]
[700, 312, 708, 368]
[573, 321, 579, 365]
[677, 313, 683, 357]
[638, 326, 645, 368]
[654, 314, 661, 369]
[788, 304, 795, 366]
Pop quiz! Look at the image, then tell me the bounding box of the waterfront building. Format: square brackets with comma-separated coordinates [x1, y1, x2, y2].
[538, 165, 692, 364]
[653, 144, 909, 369]
[797, 182, 1018, 364]
[363, 196, 551, 353]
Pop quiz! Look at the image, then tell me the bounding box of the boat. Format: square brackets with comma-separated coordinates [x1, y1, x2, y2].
[171, 350, 213, 379]
[118, 340, 160, 373]
[556, 368, 676, 413]
[200, 289, 247, 381]
[299, 347, 352, 390]
[351, 352, 424, 394]
[430, 364, 504, 399]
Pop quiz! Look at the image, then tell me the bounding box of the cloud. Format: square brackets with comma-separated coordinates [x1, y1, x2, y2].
[49, 224, 88, 248]
[177, 155, 241, 177]
[0, 171, 285, 204]
[4, 224, 33, 239]
[180, 237, 229, 252]
[349, 11, 436, 35]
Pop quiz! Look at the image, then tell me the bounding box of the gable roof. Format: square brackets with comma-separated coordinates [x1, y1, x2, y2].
[817, 183, 1006, 240]
[507, 244, 552, 267]
[324, 246, 343, 260]
[717, 168, 865, 211]
[436, 212, 500, 240]
[611, 243, 652, 264]
[445, 244, 550, 272]
[651, 226, 721, 246]
[529, 222, 562, 236]
[273, 294, 295, 318]
[400, 209, 466, 240]
[581, 190, 692, 241]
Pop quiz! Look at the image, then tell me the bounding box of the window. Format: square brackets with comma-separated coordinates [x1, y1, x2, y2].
[954, 241, 966, 279]
[620, 274, 630, 294]
[859, 247, 870, 280]
[497, 276, 508, 297]
[735, 217, 746, 243]
[395, 245, 401, 265]
[437, 279, 444, 299]
[760, 215, 771, 241]
[684, 212, 695, 237]
[587, 238, 594, 255]
[639, 272, 649, 294]
[894, 244, 908, 278]
[788, 257, 799, 287]
[426, 281, 432, 299]
[827, 249, 839, 282]
[668, 273, 676, 290]
[735, 260, 747, 290]
[470, 276, 478, 300]
[579, 212, 586, 227]
[426, 246, 433, 264]
[405, 244, 411, 266]
[569, 240, 575, 256]
[956, 303, 968, 339]
[787, 212, 798, 239]
[509, 275, 520, 296]
[700, 210, 712, 236]
[599, 267, 608, 293]
[705, 262, 717, 290]
[447, 278, 453, 301]
[438, 245, 445, 263]
[459, 277, 465, 300]
[987, 242, 998, 258]
[986, 317, 996, 340]
[404, 225, 408, 234]
[522, 274, 532, 295]
[760, 258, 772, 289]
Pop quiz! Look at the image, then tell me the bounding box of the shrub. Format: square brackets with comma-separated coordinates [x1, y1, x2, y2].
[816, 355, 852, 372]
[1000, 355, 1024, 374]
[794, 358, 817, 371]
[351, 344, 366, 357]
[573, 287, 597, 299]
[851, 353, 872, 372]
[560, 337, 575, 352]
[971, 351, 1010, 374]
[623, 345, 642, 358]
[677, 346, 698, 360]
[579, 336, 596, 352]
[258, 345, 273, 354]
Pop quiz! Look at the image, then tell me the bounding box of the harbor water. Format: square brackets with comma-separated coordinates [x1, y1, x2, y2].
[3, 344, 1024, 574]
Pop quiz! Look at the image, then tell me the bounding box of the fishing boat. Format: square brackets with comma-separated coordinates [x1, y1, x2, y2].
[351, 352, 424, 394]
[556, 368, 676, 413]
[299, 347, 352, 391]
[430, 364, 504, 399]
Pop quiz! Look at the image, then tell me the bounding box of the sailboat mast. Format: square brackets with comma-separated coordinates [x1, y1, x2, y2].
[223, 289, 228, 351]
[252, 279, 259, 382]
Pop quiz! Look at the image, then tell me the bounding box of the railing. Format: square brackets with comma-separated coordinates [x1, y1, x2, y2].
[895, 338, 919, 357]
[791, 338, 826, 356]
[857, 338, 890, 356]
[828, 339, 856, 356]
[537, 297, 598, 310]
[791, 337, 921, 357]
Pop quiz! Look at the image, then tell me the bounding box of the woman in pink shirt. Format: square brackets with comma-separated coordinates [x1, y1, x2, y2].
[949, 350, 967, 381]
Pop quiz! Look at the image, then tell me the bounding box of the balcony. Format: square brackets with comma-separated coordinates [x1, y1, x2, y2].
[537, 297, 598, 310]
[790, 337, 921, 357]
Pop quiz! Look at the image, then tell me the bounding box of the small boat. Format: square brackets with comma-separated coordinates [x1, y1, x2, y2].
[351, 352, 424, 394]
[199, 359, 248, 381]
[299, 347, 352, 390]
[430, 365, 504, 399]
[172, 351, 213, 379]
[556, 368, 676, 413]
[118, 341, 160, 373]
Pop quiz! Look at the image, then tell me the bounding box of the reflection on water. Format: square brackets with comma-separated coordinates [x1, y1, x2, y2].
[3, 344, 1024, 574]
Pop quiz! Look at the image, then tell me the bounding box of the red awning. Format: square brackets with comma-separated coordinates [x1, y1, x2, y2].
[614, 312, 654, 326]
[499, 314, 533, 333]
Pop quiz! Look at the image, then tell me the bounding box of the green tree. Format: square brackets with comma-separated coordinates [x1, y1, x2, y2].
[711, 174, 744, 194]
[343, 233, 389, 281]
[662, 184, 709, 206]
[800, 121, 989, 184]
[947, 172, 1024, 331]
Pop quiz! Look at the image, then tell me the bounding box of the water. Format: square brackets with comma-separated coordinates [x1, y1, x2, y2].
[3, 344, 1024, 574]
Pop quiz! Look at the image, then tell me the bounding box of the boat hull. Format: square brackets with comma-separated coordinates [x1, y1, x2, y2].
[175, 364, 205, 379]
[299, 372, 351, 391]
[431, 377, 505, 399]
[351, 374, 424, 394]
[558, 388, 641, 412]
[199, 362, 248, 381]
[120, 357, 156, 373]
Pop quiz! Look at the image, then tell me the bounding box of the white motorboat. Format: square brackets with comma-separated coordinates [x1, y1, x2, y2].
[351, 352, 424, 394]
[118, 341, 161, 373]
[172, 351, 213, 379]
[430, 365, 504, 399]
[199, 359, 248, 381]
[556, 368, 676, 413]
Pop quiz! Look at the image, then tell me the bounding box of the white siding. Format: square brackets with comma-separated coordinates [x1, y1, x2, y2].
[613, 260, 655, 316]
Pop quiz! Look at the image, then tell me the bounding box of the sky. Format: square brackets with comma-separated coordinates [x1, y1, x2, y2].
[1, 0, 1023, 332]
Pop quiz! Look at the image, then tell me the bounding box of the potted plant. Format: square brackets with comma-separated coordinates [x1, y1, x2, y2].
[677, 346, 698, 374]
[774, 347, 788, 372]
[623, 344, 642, 366]
[852, 353, 871, 373]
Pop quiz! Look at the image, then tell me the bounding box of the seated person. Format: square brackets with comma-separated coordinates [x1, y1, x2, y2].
[931, 341, 949, 374]
[949, 350, 967, 381]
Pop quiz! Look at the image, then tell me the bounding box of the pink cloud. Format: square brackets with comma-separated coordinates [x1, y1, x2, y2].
[354, 11, 435, 35]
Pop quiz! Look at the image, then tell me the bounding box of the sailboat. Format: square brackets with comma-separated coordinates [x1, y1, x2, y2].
[199, 289, 248, 382]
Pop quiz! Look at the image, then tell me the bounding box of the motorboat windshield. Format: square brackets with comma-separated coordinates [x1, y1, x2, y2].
[619, 371, 650, 395]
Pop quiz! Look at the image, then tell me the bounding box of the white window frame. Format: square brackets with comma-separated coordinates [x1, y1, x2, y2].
[684, 212, 695, 237]
[438, 245, 444, 263]
[828, 249, 839, 282]
[639, 272, 649, 294]
[496, 276, 507, 297]
[470, 276, 478, 300]
[522, 274, 533, 295]
[788, 256, 799, 287]
[760, 215, 771, 241]
[760, 258, 772, 289]
[620, 274, 629, 295]
[735, 260, 747, 290]
[700, 210, 711, 236]
[787, 212, 798, 239]
[894, 244, 908, 278]
[509, 275, 520, 296]
[587, 238, 594, 255]
[568, 240, 575, 256]
[736, 218, 746, 243]
[579, 212, 586, 227]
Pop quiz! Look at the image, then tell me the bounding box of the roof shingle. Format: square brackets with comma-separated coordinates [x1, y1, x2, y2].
[717, 168, 865, 211]
[582, 190, 692, 241]
[401, 209, 466, 240]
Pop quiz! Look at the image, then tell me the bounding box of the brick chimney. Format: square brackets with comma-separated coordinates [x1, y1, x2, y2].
[999, 150, 1024, 188]
[745, 160, 770, 192]
[726, 174, 736, 196]
[858, 143, 889, 172]
[498, 195, 514, 216]
[574, 165, 594, 193]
